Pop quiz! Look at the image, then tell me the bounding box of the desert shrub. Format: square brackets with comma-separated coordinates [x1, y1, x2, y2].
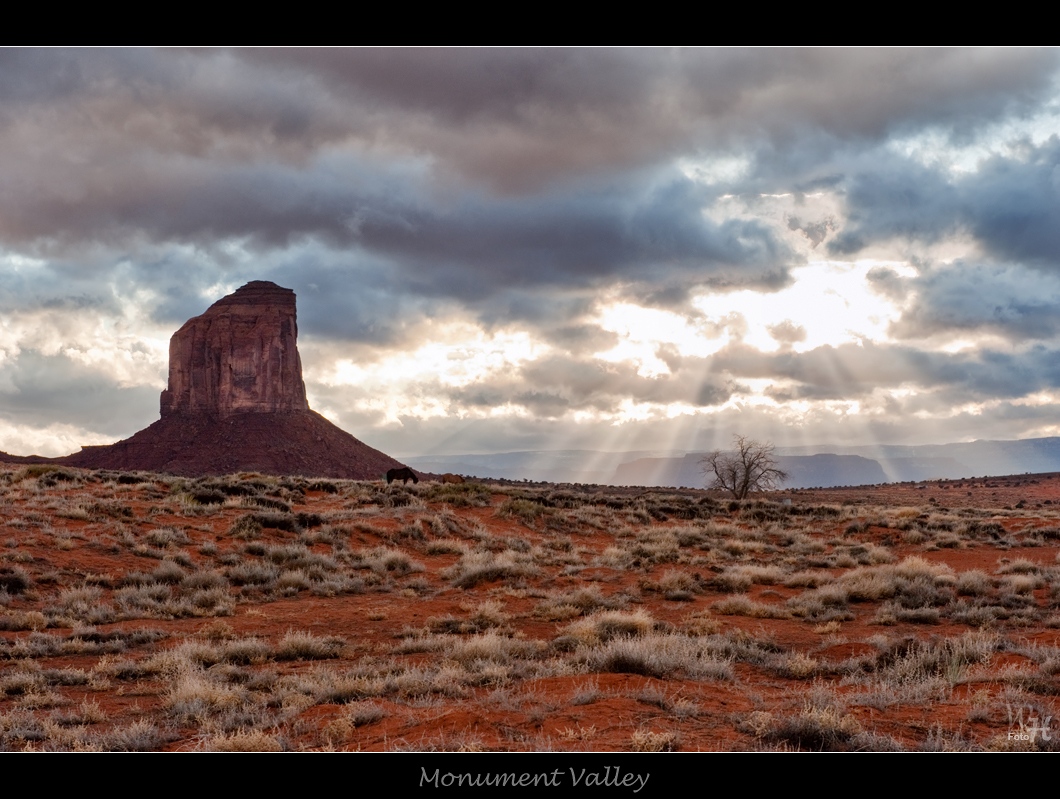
[999, 574, 1042, 595]
[115, 584, 171, 614]
[738, 502, 792, 524]
[644, 569, 701, 601]
[997, 558, 1044, 575]
[757, 706, 863, 751]
[15, 465, 70, 482]
[84, 500, 134, 520]
[855, 631, 998, 686]
[275, 570, 312, 594]
[205, 730, 284, 752]
[243, 495, 292, 513]
[535, 586, 628, 620]
[226, 562, 281, 586]
[345, 701, 386, 727]
[955, 570, 993, 597]
[784, 570, 834, 589]
[275, 631, 345, 661]
[768, 652, 820, 679]
[444, 550, 537, 589]
[840, 557, 953, 607]
[296, 511, 325, 529]
[640, 494, 711, 521]
[380, 487, 420, 508]
[306, 480, 340, 494]
[424, 482, 492, 508]
[872, 602, 941, 625]
[181, 571, 228, 592]
[358, 547, 425, 578]
[623, 528, 680, 565]
[713, 595, 791, 619]
[443, 631, 542, 667]
[248, 512, 300, 532]
[152, 561, 187, 585]
[0, 610, 48, 632]
[101, 720, 172, 752]
[791, 504, 842, 518]
[496, 498, 554, 527]
[950, 600, 1006, 627]
[187, 488, 226, 505]
[562, 610, 654, 645]
[713, 564, 786, 592]
[844, 542, 896, 565]
[630, 730, 681, 752]
[426, 539, 468, 556]
[578, 632, 734, 680]
[0, 566, 32, 594]
[672, 525, 710, 548]
[229, 515, 263, 540]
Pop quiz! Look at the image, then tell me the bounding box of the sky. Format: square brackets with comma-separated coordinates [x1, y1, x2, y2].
[4, 47, 1060, 459]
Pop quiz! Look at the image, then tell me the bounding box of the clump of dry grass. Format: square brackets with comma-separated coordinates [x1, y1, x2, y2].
[443, 550, 539, 589]
[561, 610, 655, 646]
[576, 632, 735, 680]
[713, 564, 786, 592]
[534, 585, 628, 621]
[630, 729, 680, 752]
[713, 595, 791, 619]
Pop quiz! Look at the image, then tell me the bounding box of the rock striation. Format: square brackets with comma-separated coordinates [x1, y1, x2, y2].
[161, 281, 308, 417]
[20, 281, 410, 480]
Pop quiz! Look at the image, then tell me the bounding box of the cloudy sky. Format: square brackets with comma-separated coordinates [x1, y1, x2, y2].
[4, 48, 1060, 459]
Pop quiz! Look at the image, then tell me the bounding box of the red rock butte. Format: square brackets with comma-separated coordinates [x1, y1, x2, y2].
[6, 281, 408, 479]
[162, 281, 308, 418]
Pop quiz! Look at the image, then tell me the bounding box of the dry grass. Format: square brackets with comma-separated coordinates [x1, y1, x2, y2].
[3, 465, 1060, 750]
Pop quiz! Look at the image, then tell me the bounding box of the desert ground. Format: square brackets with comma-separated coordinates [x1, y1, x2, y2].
[2, 464, 1060, 751]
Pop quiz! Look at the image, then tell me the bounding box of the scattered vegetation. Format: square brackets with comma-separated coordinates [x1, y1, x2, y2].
[1, 464, 1060, 750]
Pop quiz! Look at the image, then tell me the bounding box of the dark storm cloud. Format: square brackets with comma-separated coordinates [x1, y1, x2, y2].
[712, 340, 1060, 404]
[430, 353, 736, 418]
[961, 140, 1060, 266]
[540, 324, 620, 355]
[250, 48, 1060, 187]
[352, 171, 790, 296]
[0, 47, 1055, 351]
[2, 49, 1055, 254]
[0, 150, 793, 313]
[870, 261, 1060, 342]
[830, 137, 1060, 269]
[6, 48, 1060, 456]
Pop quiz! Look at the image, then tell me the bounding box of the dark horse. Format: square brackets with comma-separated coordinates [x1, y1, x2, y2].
[386, 467, 419, 485]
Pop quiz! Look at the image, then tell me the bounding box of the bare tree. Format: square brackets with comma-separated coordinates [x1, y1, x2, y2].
[701, 435, 788, 499]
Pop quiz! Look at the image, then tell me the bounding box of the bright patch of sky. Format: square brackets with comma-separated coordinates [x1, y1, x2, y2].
[315, 326, 541, 423]
[588, 260, 918, 378]
[593, 303, 718, 375]
[889, 103, 1060, 175]
[676, 153, 753, 185]
[694, 260, 916, 352]
[0, 307, 168, 389]
[0, 419, 115, 458]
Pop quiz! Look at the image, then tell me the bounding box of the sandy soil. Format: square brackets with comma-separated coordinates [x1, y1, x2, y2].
[1, 465, 1058, 752]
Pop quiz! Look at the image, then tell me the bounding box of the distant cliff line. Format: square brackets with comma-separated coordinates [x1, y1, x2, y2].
[405, 437, 1060, 488]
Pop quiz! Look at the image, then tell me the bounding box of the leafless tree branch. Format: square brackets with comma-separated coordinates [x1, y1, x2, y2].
[700, 435, 788, 499]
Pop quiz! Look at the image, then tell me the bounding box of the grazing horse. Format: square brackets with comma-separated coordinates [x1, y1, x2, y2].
[441, 473, 465, 484]
[386, 467, 419, 485]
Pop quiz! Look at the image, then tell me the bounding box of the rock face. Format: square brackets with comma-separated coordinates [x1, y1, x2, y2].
[161, 281, 308, 417]
[33, 281, 409, 480]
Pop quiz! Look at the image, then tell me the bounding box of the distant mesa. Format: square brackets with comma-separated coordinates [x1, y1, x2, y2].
[6, 281, 408, 479]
